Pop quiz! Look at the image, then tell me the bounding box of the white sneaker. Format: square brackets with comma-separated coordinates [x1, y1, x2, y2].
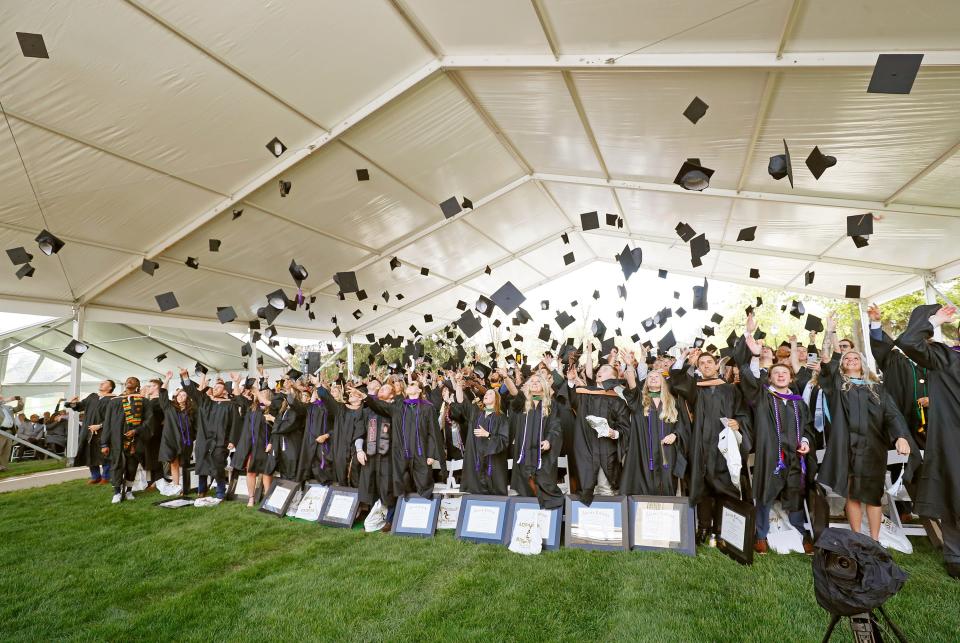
[124, 491, 135, 501]
[111, 493, 122, 504]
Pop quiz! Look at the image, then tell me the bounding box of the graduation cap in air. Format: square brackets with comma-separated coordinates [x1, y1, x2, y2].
[768, 139, 794, 188]
[389, 257, 401, 271]
[561, 232, 570, 244]
[845, 285, 862, 299]
[737, 226, 757, 242]
[279, 179, 292, 197]
[591, 319, 607, 340]
[563, 251, 575, 266]
[675, 307, 687, 318]
[618, 244, 643, 280]
[440, 196, 462, 219]
[754, 328, 766, 341]
[14, 263, 33, 280]
[868, 53, 924, 94]
[683, 96, 708, 124]
[692, 278, 709, 311]
[756, 296, 763, 307]
[630, 333, 641, 343]
[599, 337, 616, 359]
[240, 342, 252, 358]
[285, 344, 296, 356]
[263, 324, 278, 340]
[208, 239, 221, 253]
[541, 300, 550, 310]
[847, 213, 873, 248]
[725, 330, 739, 348]
[185, 256, 199, 270]
[805, 270, 815, 286]
[570, 300, 578, 307]
[641, 318, 656, 332]
[16, 32, 49, 58]
[356, 290, 368, 302]
[456, 310, 482, 338]
[658, 269, 668, 279]
[475, 295, 495, 317]
[420, 267, 429, 277]
[675, 222, 696, 242]
[472, 361, 491, 380]
[605, 213, 620, 227]
[592, 289, 600, 301]
[232, 209, 243, 220]
[555, 310, 575, 329]
[806, 146, 837, 180]
[616, 309, 625, 320]
[690, 233, 710, 266]
[155, 291, 179, 312]
[673, 291, 680, 300]
[617, 285, 627, 299]
[580, 211, 600, 231]
[656, 307, 672, 327]
[693, 337, 705, 349]
[423, 313, 433, 324]
[658, 330, 677, 354]
[334, 271, 359, 293]
[289, 259, 308, 286]
[702, 325, 715, 337]
[491, 281, 525, 314]
[513, 307, 532, 325]
[749, 268, 760, 279]
[155, 352, 168, 363]
[492, 319, 502, 328]
[356, 168, 370, 181]
[461, 197, 473, 210]
[216, 306, 237, 324]
[306, 351, 321, 374]
[453, 299, 466, 312]
[62, 339, 89, 359]
[35, 229, 64, 256]
[266, 136, 286, 157]
[538, 325, 551, 342]
[501, 339, 512, 350]
[395, 293, 404, 301]
[805, 314, 825, 333]
[194, 362, 209, 376]
[789, 300, 805, 318]
[6, 247, 33, 265]
[674, 158, 714, 192]
[141, 259, 159, 276]
[267, 289, 291, 311]
[352, 309, 363, 320]
[331, 326, 341, 338]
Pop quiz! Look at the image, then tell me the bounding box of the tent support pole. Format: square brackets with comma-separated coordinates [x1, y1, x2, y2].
[66, 306, 85, 463]
[346, 336, 354, 379]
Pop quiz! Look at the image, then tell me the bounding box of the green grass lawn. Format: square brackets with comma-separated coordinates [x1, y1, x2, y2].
[1, 481, 957, 642]
[0, 458, 63, 479]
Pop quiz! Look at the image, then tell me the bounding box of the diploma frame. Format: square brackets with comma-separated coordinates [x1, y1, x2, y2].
[258, 479, 299, 518]
[627, 495, 696, 556]
[717, 496, 756, 565]
[564, 495, 629, 552]
[318, 486, 361, 528]
[391, 494, 441, 538]
[291, 483, 331, 523]
[504, 497, 563, 550]
[455, 495, 511, 544]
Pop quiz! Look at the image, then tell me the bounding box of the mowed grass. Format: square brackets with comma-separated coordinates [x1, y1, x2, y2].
[0, 458, 63, 479]
[1, 482, 958, 642]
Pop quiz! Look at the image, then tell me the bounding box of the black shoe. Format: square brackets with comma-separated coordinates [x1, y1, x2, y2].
[947, 562, 960, 579]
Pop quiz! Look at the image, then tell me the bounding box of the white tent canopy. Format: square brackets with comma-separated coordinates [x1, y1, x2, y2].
[2, 0, 959, 347]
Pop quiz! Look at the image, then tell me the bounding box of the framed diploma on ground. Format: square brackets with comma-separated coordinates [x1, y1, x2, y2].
[258, 479, 299, 517]
[319, 486, 360, 528]
[717, 497, 755, 565]
[505, 498, 563, 550]
[228, 473, 260, 504]
[391, 495, 441, 538]
[437, 494, 464, 530]
[564, 496, 629, 552]
[292, 484, 330, 522]
[627, 496, 696, 556]
[455, 495, 510, 544]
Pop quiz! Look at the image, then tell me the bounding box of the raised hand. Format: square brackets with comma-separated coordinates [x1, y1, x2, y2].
[932, 306, 958, 327]
[867, 303, 881, 322]
[745, 312, 757, 334]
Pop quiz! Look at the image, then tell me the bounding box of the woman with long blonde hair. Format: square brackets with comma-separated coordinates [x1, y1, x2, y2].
[621, 356, 690, 496]
[818, 313, 911, 541]
[449, 373, 509, 495]
[502, 370, 563, 508]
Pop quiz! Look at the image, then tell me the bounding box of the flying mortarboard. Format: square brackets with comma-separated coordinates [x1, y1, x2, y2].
[484, 265, 492, 275]
[580, 211, 600, 231]
[541, 300, 550, 310]
[675, 222, 696, 242]
[352, 309, 362, 320]
[702, 325, 715, 337]
[389, 256, 401, 270]
[674, 158, 714, 192]
[289, 259, 308, 286]
[805, 314, 824, 333]
[155, 291, 179, 312]
[333, 271, 359, 293]
[491, 281, 525, 314]
[457, 310, 482, 337]
[232, 209, 243, 220]
[658, 330, 677, 353]
[768, 139, 794, 188]
[555, 310, 575, 329]
[6, 247, 32, 265]
[591, 319, 607, 340]
[789, 300, 805, 318]
[806, 146, 837, 180]
[356, 168, 369, 181]
[618, 244, 643, 280]
[185, 256, 199, 269]
[155, 352, 167, 363]
[279, 180, 291, 197]
[690, 233, 710, 265]
[675, 307, 687, 318]
[561, 232, 570, 244]
[16, 32, 48, 58]
[475, 295, 495, 317]
[141, 259, 159, 276]
[14, 264, 32, 280]
[216, 306, 237, 324]
[461, 197, 473, 210]
[420, 267, 429, 276]
[440, 196, 462, 219]
[868, 53, 923, 95]
[658, 269, 668, 279]
[692, 279, 709, 310]
[845, 285, 862, 299]
[63, 339, 89, 359]
[749, 268, 760, 279]
[617, 284, 627, 299]
[563, 251, 575, 266]
[737, 226, 757, 242]
[683, 96, 708, 124]
[805, 270, 815, 286]
[208, 239, 221, 252]
[266, 136, 286, 157]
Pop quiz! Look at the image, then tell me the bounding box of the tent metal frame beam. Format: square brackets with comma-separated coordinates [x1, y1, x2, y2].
[884, 138, 960, 206]
[534, 172, 960, 218]
[45, 326, 165, 377]
[440, 51, 960, 70]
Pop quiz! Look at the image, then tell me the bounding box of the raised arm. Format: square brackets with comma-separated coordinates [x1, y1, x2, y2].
[896, 305, 958, 372]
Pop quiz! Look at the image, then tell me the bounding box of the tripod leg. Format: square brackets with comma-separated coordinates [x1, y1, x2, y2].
[821, 614, 841, 643]
[877, 606, 908, 643]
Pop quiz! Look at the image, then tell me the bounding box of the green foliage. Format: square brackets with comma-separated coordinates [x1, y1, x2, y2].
[1, 482, 958, 641]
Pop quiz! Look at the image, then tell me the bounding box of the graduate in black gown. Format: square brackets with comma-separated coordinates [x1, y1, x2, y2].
[818, 312, 911, 541]
[357, 382, 397, 525]
[895, 303, 960, 578]
[670, 348, 752, 541]
[621, 357, 690, 497]
[736, 317, 817, 553]
[504, 371, 564, 509]
[316, 379, 365, 487]
[450, 373, 509, 495]
[66, 379, 115, 484]
[100, 377, 152, 504]
[270, 379, 306, 480]
[156, 371, 197, 492]
[173, 371, 236, 499]
[363, 378, 442, 500]
[231, 385, 278, 506]
[296, 383, 334, 484]
[142, 378, 165, 486]
[565, 341, 631, 506]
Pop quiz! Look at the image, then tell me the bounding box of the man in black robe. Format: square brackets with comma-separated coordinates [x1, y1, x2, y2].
[895, 303, 960, 578]
[316, 381, 365, 487]
[100, 377, 152, 503]
[186, 371, 236, 499]
[357, 383, 397, 528]
[66, 380, 115, 483]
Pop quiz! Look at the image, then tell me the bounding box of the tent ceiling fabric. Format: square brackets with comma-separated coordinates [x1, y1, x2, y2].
[2, 0, 959, 341]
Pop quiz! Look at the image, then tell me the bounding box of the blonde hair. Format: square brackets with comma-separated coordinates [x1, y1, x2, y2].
[642, 375, 679, 424]
[839, 350, 882, 401]
[522, 373, 552, 416]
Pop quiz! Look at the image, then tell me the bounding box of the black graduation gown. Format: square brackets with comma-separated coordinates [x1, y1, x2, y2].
[156, 388, 197, 464]
[734, 346, 816, 511]
[66, 393, 113, 467]
[450, 401, 509, 495]
[99, 395, 152, 486]
[873, 330, 928, 447]
[143, 397, 164, 475]
[365, 396, 442, 500]
[896, 312, 960, 520]
[568, 385, 629, 506]
[357, 406, 395, 508]
[669, 366, 752, 507]
[315, 387, 364, 487]
[183, 382, 236, 480]
[232, 400, 277, 475]
[817, 355, 909, 505]
[508, 392, 563, 509]
[296, 399, 334, 483]
[620, 386, 691, 497]
[551, 374, 578, 481]
[271, 394, 304, 479]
